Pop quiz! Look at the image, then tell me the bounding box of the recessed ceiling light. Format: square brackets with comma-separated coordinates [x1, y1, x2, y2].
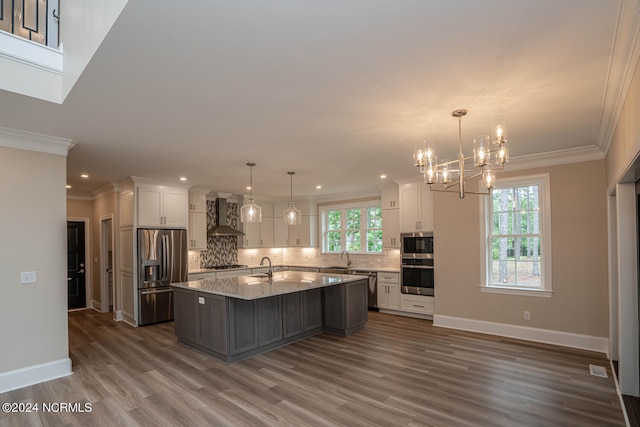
[316, 185, 322, 189]
[246, 186, 252, 190]
[179, 176, 187, 181]
[380, 174, 387, 179]
[80, 174, 89, 179]
[65, 185, 71, 189]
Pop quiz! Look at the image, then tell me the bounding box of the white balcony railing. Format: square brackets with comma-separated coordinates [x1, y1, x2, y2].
[0, 0, 59, 48]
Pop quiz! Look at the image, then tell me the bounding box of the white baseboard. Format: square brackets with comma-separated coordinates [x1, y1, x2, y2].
[91, 300, 101, 311]
[0, 358, 72, 394]
[121, 312, 136, 327]
[433, 314, 609, 355]
[379, 308, 433, 320]
[114, 310, 123, 321]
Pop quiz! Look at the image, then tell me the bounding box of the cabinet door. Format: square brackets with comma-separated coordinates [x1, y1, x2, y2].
[138, 185, 163, 227]
[302, 289, 322, 331]
[257, 296, 282, 346]
[282, 293, 303, 338]
[274, 219, 289, 247]
[260, 217, 274, 247]
[199, 294, 228, 355]
[173, 289, 198, 343]
[399, 184, 420, 232]
[418, 184, 434, 231]
[188, 194, 207, 213]
[387, 284, 400, 310]
[188, 212, 207, 250]
[163, 187, 188, 228]
[382, 209, 399, 248]
[377, 283, 389, 309]
[229, 299, 258, 355]
[381, 187, 399, 209]
[243, 222, 261, 248]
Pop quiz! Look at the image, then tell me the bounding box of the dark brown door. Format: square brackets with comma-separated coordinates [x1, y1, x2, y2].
[67, 221, 86, 310]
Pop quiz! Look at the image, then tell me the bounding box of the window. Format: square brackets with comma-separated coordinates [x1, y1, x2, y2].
[480, 174, 552, 297]
[321, 202, 382, 253]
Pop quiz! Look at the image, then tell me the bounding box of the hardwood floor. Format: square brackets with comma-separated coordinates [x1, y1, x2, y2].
[1, 310, 626, 426]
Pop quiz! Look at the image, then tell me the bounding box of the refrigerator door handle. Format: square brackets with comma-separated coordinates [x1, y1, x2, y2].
[162, 234, 168, 282]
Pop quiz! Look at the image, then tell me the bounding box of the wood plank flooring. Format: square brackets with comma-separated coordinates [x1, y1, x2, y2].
[0, 310, 626, 426]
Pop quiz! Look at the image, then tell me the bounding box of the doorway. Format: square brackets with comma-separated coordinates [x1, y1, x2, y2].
[67, 221, 87, 310]
[100, 216, 115, 313]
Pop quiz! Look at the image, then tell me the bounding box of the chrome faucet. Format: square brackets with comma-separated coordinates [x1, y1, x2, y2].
[340, 250, 351, 267]
[260, 256, 273, 278]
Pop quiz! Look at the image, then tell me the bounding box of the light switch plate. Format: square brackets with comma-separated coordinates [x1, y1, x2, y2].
[198, 297, 205, 304]
[21, 271, 37, 284]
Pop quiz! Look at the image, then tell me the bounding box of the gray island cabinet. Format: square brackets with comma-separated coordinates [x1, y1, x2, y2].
[172, 271, 368, 362]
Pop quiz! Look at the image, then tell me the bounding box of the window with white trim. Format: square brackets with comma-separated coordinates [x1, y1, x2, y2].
[321, 202, 382, 253]
[480, 174, 552, 297]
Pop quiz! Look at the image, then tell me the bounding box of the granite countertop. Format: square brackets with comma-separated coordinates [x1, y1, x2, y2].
[188, 265, 400, 274]
[173, 271, 368, 300]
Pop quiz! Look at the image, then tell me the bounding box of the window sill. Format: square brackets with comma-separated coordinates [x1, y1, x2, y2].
[480, 286, 553, 298]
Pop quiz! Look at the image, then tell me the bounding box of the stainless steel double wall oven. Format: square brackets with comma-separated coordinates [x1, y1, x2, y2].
[400, 232, 434, 296]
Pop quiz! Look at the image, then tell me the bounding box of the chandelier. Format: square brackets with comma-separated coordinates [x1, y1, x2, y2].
[414, 109, 509, 198]
[240, 162, 262, 223]
[283, 171, 302, 225]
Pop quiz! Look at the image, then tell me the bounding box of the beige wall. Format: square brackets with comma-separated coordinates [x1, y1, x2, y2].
[67, 198, 92, 219]
[0, 147, 69, 372]
[606, 59, 640, 187]
[434, 160, 609, 338]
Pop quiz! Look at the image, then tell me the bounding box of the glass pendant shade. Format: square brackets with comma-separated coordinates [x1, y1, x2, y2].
[283, 171, 301, 225]
[482, 168, 496, 189]
[241, 198, 262, 223]
[284, 201, 301, 225]
[473, 135, 490, 167]
[241, 163, 262, 223]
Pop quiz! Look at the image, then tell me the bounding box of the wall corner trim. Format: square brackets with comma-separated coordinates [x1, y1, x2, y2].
[0, 358, 72, 394]
[433, 314, 609, 356]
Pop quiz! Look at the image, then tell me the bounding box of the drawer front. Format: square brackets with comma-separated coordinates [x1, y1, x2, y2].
[401, 295, 434, 314]
[377, 272, 399, 284]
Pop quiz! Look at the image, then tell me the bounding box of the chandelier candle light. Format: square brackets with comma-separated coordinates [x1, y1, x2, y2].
[414, 109, 509, 198]
[240, 162, 262, 223]
[283, 171, 302, 225]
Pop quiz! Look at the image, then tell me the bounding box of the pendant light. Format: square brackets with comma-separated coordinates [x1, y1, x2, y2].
[240, 162, 262, 223]
[283, 171, 301, 225]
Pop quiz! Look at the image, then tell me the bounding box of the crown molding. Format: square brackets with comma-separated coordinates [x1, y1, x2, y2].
[507, 145, 605, 171]
[395, 145, 605, 185]
[598, 0, 640, 153]
[0, 126, 75, 156]
[91, 183, 118, 200]
[66, 195, 92, 202]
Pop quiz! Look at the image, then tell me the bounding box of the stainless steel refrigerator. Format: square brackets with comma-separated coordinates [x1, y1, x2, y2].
[137, 228, 188, 326]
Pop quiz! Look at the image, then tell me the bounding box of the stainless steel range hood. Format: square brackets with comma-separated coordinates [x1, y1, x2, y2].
[207, 197, 245, 236]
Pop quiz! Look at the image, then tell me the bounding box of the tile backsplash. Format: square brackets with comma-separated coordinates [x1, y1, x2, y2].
[199, 200, 239, 268]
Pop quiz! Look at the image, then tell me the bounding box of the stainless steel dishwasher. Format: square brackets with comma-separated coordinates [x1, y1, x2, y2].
[351, 270, 378, 310]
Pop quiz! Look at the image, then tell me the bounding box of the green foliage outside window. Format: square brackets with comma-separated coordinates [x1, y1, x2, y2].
[323, 205, 382, 253]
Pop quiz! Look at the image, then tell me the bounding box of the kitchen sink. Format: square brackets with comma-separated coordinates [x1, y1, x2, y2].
[319, 267, 351, 275]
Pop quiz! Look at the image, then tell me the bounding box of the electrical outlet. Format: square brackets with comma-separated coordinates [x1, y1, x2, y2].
[524, 311, 531, 321]
[20, 271, 37, 284]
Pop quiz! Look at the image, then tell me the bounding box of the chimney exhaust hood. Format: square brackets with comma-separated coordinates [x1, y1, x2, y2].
[208, 197, 245, 236]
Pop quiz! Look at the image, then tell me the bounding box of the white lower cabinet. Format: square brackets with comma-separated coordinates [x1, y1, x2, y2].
[400, 294, 434, 315]
[377, 272, 399, 310]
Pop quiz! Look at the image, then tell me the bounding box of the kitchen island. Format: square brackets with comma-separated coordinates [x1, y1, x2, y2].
[171, 271, 368, 362]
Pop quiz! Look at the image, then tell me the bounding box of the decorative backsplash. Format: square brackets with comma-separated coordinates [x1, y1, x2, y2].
[200, 200, 239, 268]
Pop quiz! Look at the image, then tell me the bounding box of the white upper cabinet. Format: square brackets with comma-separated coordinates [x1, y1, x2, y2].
[187, 190, 209, 250]
[135, 179, 189, 228]
[399, 181, 434, 232]
[382, 209, 400, 248]
[240, 202, 274, 248]
[381, 186, 399, 210]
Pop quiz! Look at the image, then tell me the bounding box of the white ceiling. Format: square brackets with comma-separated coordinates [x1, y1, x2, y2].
[0, 0, 622, 199]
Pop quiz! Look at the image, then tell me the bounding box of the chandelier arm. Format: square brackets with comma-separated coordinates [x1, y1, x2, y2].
[429, 187, 491, 196]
